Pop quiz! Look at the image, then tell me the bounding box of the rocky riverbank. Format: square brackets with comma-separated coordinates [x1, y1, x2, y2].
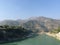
[46, 32, 60, 40]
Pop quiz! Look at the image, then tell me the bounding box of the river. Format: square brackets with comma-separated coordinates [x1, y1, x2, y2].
[1, 34, 60, 45]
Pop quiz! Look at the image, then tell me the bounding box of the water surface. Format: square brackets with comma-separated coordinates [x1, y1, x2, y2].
[1, 34, 60, 45]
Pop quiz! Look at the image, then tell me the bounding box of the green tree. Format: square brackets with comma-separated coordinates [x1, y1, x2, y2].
[3, 25, 9, 29]
[51, 27, 60, 33]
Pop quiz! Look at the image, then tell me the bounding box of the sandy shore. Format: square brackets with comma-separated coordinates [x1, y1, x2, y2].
[46, 33, 60, 40]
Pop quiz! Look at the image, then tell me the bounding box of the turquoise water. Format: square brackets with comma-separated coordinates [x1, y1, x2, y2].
[1, 34, 60, 45]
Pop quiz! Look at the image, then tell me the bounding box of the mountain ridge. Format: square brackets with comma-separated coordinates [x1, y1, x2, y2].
[0, 16, 60, 32]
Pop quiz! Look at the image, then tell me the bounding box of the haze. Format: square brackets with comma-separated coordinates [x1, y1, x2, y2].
[0, 0, 60, 20]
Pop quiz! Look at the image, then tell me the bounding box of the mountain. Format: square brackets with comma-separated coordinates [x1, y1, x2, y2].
[0, 16, 60, 32]
[0, 20, 19, 26]
[0, 19, 27, 26]
[22, 17, 60, 32]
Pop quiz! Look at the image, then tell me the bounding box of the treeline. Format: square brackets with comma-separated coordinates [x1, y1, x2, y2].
[50, 27, 60, 33]
[0, 25, 26, 29]
[0, 25, 32, 42]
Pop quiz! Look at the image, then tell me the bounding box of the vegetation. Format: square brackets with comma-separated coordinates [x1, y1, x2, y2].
[0, 25, 33, 43]
[50, 27, 60, 33]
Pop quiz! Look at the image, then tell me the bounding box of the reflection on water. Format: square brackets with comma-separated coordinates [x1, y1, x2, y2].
[1, 34, 60, 45]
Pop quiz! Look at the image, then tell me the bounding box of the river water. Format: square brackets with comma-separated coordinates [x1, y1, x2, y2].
[1, 34, 60, 45]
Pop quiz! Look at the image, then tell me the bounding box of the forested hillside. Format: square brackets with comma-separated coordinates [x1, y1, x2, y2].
[0, 25, 33, 43]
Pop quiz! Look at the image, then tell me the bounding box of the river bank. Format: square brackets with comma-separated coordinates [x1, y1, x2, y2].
[46, 32, 60, 40]
[0, 33, 38, 44]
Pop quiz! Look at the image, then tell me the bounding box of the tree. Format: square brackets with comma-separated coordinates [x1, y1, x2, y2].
[3, 25, 9, 29]
[51, 27, 60, 33]
[0, 26, 3, 28]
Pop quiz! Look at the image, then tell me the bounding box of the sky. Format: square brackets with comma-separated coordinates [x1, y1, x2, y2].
[0, 0, 60, 20]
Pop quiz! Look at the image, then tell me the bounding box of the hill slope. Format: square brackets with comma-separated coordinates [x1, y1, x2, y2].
[0, 17, 60, 32]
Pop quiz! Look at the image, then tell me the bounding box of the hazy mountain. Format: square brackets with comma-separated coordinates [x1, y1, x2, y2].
[0, 20, 19, 26]
[0, 16, 60, 32]
[0, 19, 28, 26]
[23, 17, 60, 32]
